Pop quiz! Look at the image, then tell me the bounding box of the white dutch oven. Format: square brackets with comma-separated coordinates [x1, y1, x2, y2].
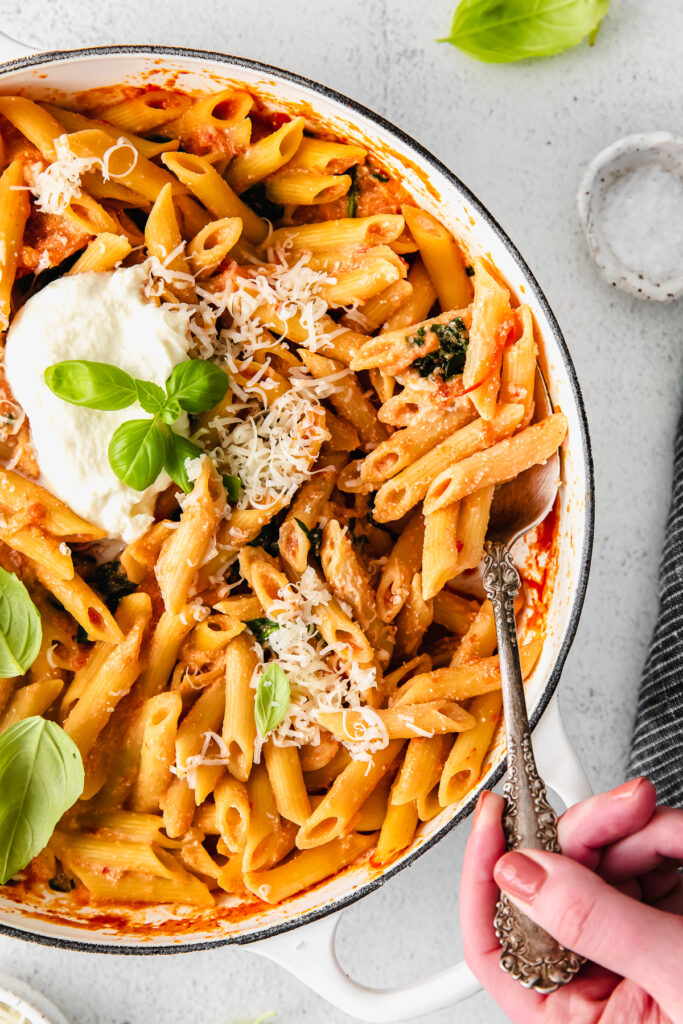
[0, 34, 594, 1023]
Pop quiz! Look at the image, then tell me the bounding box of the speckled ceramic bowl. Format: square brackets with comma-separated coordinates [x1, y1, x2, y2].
[0, 37, 594, 1022]
[578, 131, 683, 302]
[0, 974, 70, 1024]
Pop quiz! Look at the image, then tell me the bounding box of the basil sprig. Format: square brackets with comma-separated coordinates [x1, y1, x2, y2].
[441, 0, 609, 63]
[45, 359, 230, 493]
[0, 568, 42, 677]
[254, 663, 290, 737]
[0, 717, 84, 885]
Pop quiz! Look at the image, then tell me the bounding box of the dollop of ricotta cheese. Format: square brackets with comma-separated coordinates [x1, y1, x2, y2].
[4, 266, 191, 542]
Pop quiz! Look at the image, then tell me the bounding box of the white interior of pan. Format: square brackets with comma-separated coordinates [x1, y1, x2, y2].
[0, 52, 591, 947]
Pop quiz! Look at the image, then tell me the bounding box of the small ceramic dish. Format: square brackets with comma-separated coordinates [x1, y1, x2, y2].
[577, 131, 683, 301]
[0, 975, 70, 1024]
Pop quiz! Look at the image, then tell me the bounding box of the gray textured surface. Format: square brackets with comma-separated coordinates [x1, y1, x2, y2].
[0, 2, 682, 1022]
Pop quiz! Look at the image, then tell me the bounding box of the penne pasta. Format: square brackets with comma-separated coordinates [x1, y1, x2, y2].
[424, 413, 568, 513]
[162, 151, 267, 243]
[462, 258, 512, 420]
[401, 205, 472, 311]
[393, 637, 542, 706]
[0, 161, 31, 330]
[373, 403, 524, 522]
[0, 83, 564, 910]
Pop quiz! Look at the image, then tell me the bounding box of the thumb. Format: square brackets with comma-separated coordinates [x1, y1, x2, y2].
[494, 849, 683, 1015]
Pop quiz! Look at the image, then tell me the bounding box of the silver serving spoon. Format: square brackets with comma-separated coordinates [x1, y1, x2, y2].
[482, 369, 584, 993]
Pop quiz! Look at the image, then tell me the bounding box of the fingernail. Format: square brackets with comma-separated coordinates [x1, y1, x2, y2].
[608, 777, 646, 800]
[472, 790, 490, 827]
[494, 852, 547, 902]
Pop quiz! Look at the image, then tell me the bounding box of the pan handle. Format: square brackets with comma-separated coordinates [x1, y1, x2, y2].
[250, 695, 590, 1022]
[0, 30, 36, 64]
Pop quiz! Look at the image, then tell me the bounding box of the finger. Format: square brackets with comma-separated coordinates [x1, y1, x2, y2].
[599, 807, 683, 881]
[558, 777, 656, 869]
[460, 791, 545, 1019]
[640, 867, 681, 904]
[654, 878, 683, 915]
[614, 879, 641, 900]
[460, 791, 506, 960]
[493, 849, 683, 1015]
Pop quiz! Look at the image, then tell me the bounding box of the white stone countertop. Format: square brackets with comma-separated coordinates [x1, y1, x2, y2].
[0, 2, 682, 1022]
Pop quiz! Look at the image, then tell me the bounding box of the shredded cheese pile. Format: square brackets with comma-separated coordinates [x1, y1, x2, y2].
[201, 380, 332, 511]
[142, 248, 347, 512]
[255, 567, 380, 760]
[27, 134, 138, 215]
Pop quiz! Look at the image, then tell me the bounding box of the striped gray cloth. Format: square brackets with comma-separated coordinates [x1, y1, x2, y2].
[628, 413, 683, 808]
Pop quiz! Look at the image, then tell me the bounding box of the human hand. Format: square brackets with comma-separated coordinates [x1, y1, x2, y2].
[460, 778, 683, 1023]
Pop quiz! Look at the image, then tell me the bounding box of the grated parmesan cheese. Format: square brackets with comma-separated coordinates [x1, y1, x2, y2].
[141, 248, 344, 516]
[254, 567, 381, 762]
[172, 730, 232, 789]
[200, 382, 331, 511]
[26, 134, 137, 216]
[340, 706, 391, 751]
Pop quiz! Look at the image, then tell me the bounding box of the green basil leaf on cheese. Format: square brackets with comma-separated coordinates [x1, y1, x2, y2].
[44, 360, 137, 410]
[0, 568, 42, 677]
[254, 663, 290, 737]
[160, 398, 183, 425]
[134, 379, 166, 416]
[0, 717, 83, 885]
[108, 418, 168, 491]
[164, 360, 230, 414]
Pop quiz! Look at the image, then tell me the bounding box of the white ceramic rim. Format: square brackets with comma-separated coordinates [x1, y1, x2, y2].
[0, 44, 595, 953]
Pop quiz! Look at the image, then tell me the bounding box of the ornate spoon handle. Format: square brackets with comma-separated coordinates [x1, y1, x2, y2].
[483, 541, 584, 993]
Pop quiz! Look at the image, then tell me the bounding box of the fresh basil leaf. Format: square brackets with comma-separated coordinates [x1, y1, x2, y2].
[246, 617, 281, 646]
[441, 0, 610, 63]
[160, 398, 182, 425]
[164, 360, 229, 414]
[135, 379, 166, 416]
[0, 717, 84, 885]
[221, 473, 242, 502]
[108, 418, 168, 491]
[295, 518, 323, 558]
[164, 433, 203, 493]
[0, 568, 42, 677]
[411, 316, 469, 382]
[44, 360, 137, 411]
[254, 663, 290, 737]
[370, 169, 390, 182]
